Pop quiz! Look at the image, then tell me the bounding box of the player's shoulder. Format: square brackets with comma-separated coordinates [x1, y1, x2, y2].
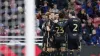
[70, 18, 80, 22]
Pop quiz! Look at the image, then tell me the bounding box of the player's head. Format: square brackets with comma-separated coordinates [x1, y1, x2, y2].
[59, 12, 65, 19]
[50, 12, 55, 20]
[69, 11, 76, 18]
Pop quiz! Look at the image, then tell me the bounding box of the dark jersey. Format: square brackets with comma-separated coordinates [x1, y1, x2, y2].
[51, 19, 67, 38]
[67, 18, 81, 34]
[42, 19, 54, 43]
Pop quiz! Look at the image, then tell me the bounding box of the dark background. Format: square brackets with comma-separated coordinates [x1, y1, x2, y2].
[80, 45, 100, 56]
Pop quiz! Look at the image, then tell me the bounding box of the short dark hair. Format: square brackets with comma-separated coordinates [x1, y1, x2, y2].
[59, 12, 65, 18]
[70, 11, 75, 16]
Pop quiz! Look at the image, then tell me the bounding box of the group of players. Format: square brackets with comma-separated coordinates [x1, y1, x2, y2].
[40, 11, 82, 56]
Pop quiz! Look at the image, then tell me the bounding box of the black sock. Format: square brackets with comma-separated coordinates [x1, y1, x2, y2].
[60, 51, 68, 56]
[67, 51, 74, 56]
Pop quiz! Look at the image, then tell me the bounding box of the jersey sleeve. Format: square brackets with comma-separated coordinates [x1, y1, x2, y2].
[41, 21, 47, 32]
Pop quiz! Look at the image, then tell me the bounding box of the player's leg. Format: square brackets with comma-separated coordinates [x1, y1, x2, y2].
[40, 37, 48, 56]
[76, 38, 81, 56]
[69, 35, 81, 56]
[54, 39, 61, 56]
[60, 41, 66, 52]
[68, 42, 75, 56]
[67, 34, 76, 56]
[68, 50, 74, 56]
[47, 37, 56, 56]
[60, 43, 68, 56]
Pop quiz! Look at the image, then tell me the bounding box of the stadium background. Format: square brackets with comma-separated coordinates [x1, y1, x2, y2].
[0, 0, 25, 56]
[0, 0, 100, 56]
[35, 0, 100, 56]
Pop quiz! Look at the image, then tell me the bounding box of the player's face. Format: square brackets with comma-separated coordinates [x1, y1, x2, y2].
[49, 15, 52, 20]
[50, 13, 55, 20]
[55, 14, 59, 19]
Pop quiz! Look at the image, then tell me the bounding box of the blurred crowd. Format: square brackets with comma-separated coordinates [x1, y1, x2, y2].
[0, 0, 25, 36]
[35, 0, 100, 46]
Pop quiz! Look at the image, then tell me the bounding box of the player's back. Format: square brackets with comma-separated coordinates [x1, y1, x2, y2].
[68, 18, 81, 34]
[52, 19, 67, 38]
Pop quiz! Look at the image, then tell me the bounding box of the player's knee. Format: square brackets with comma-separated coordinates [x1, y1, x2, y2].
[47, 47, 53, 52]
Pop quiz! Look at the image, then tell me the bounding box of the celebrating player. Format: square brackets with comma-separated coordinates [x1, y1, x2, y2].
[67, 11, 82, 56]
[51, 12, 68, 56]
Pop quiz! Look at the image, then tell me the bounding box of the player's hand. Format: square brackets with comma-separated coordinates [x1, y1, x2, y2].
[46, 26, 51, 31]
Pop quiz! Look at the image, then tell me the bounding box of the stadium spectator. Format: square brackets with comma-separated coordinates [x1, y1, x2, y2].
[56, 0, 68, 10]
[82, 29, 91, 45]
[95, 0, 100, 17]
[77, 9, 87, 23]
[75, 0, 85, 5]
[35, 0, 44, 8]
[91, 29, 99, 45]
[0, 0, 25, 36]
[98, 37, 100, 46]
[37, 10, 42, 19]
[41, 1, 49, 13]
[96, 24, 100, 37]
[52, 4, 59, 13]
[82, 1, 94, 18]
[84, 20, 94, 35]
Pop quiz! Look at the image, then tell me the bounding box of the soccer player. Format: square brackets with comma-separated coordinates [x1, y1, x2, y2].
[40, 12, 55, 56]
[51, 12, 68, 56]
[67, 11, 82, 56]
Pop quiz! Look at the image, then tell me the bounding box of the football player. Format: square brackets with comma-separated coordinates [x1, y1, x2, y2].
[67, 11, 82, 56]
[40, 12, 55, 56]
[51, 12, 68, 56]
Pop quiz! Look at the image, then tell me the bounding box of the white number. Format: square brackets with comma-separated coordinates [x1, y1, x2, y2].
[73, 24, 78, 31]
[56, 27, 64, 33]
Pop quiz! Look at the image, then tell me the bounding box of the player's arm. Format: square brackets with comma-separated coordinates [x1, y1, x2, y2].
[50, 23, 57, 33]
[41, 21, 47, 32]
[42, 20, 51, 32]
